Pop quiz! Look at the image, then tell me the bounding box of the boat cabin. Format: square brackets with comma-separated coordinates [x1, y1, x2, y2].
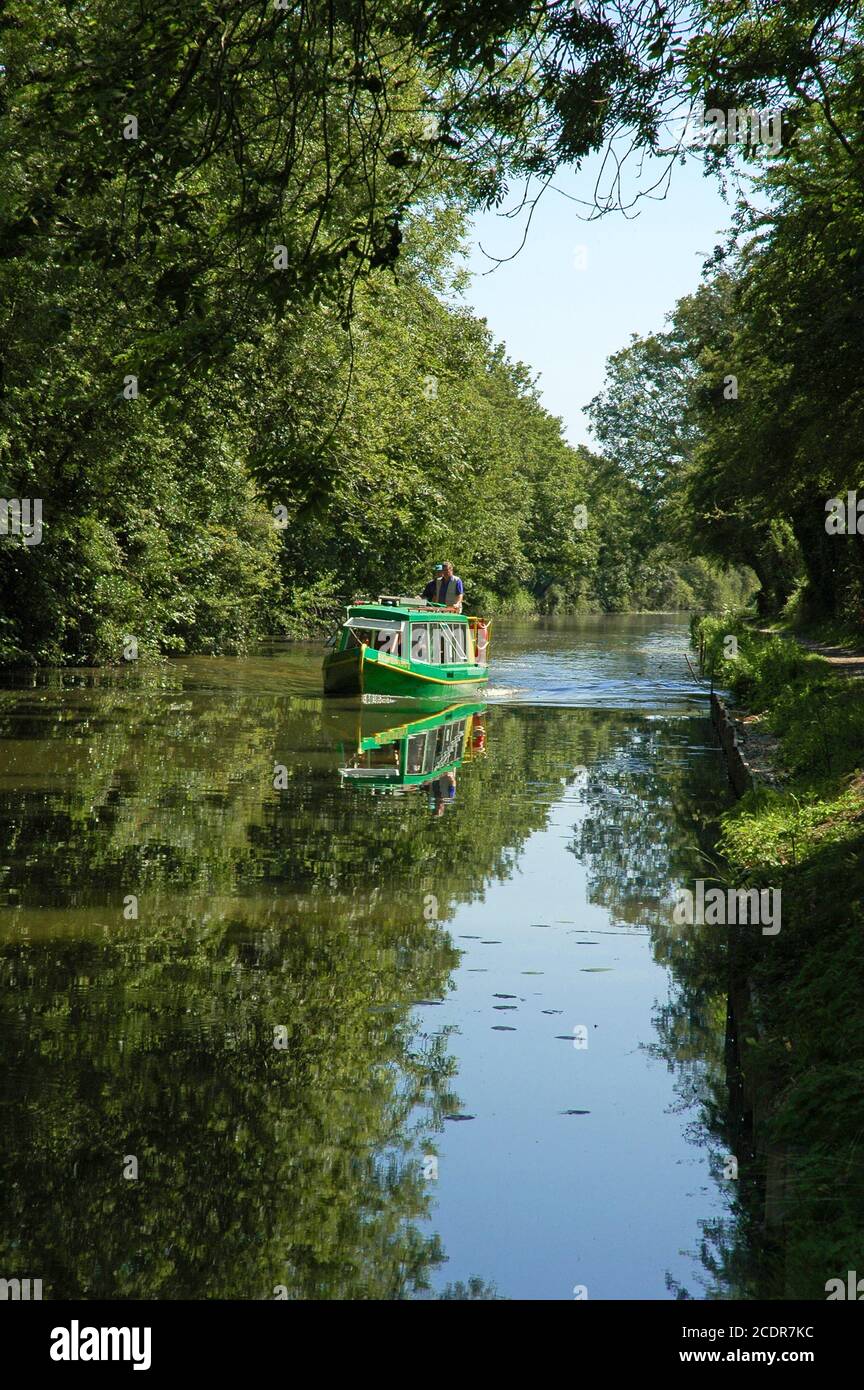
[334, 597, 486, 667]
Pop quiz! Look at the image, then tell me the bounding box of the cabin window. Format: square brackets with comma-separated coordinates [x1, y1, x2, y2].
[376, 629, 401, 655]
[432, 622, 467, 664]
[431, 720, 465, 769]
[407, 721, 466, 777]
[410, 623, 431, 662]
[406, 733, 428, 774]
[345, 621, 404, 656]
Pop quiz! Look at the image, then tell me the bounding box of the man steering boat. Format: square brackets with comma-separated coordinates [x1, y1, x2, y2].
[422, 560, 464, 613]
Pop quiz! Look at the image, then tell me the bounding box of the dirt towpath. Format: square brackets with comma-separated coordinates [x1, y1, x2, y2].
[793, 636, 864, 679]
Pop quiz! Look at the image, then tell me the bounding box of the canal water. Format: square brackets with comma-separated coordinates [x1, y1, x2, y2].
[0, 614, 736, 1300]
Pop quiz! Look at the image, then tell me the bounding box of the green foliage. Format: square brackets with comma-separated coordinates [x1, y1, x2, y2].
[593, 86, 864, 630]
[0, 179, 732, 664]
[436, 1277, 505, 1300]
[695, 616, 864, 783]
[2, 1, 781, 665]
[691, 616, 864, 1295]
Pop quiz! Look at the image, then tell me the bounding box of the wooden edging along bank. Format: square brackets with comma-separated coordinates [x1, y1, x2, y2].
[707, 689, 794, 1240]
[710, 691, 754, 799]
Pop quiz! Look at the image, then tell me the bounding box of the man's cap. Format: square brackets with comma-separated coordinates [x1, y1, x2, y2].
[434, 563, 444, 572]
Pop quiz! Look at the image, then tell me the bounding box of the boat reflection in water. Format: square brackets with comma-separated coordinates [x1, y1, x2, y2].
[339, 702, 487, 813]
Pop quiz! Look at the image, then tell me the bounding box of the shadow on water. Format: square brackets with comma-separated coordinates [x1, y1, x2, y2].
[0, 616, 780, 1299]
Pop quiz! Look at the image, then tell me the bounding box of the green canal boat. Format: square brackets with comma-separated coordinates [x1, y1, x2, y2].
[323, 595, 490, 698]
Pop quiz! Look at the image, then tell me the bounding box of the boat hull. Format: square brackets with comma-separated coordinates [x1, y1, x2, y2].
[324, 644, 488, 699]
[323, 646, 365, 694]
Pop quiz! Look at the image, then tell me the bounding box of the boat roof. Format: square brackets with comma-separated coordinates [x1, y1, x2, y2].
[346, 602, 468, 622]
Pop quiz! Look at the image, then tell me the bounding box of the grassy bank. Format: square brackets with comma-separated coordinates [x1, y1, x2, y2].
[694, 616, 864, 1297]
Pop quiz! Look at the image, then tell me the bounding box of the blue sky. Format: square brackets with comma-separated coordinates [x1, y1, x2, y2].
[462, 151, 736, 449]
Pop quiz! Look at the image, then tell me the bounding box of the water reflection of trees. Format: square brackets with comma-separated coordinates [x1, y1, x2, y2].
[567, 714, 754, 1298]
[0, 679, 617, 1298]
[0, 675, 786, 1299]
